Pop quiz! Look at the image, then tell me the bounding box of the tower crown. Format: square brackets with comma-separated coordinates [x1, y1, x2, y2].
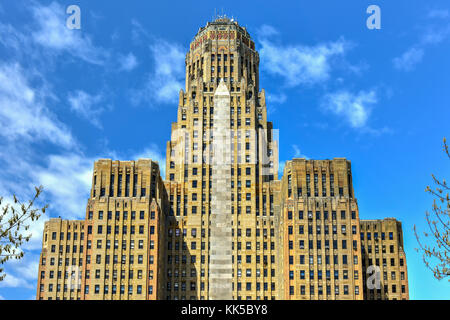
[189, 17, 255, 53]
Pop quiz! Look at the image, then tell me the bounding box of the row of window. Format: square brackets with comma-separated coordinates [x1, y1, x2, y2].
[364, 284, 407, 294]
[86, 268, 153, 280]
[288, 224, 355, 236]
[289, 254, 354, 266]
[88, 239, 149, 250]
[167, 254, 276, 265]
[289, 269, 357, 281]
[166, 268, 276, 278]
[40, 284, 80, 293]
[362, 271, 406, 281]
[41, 268, 154, 281]
[168, 227, 275, 238]
[288, 239, 358, 251]
[88, 210, 155, 221]
[85, 284, 153, 295]
[50, 231, 84, 241]
[94, 186, 149, 198]
[168, 206, 275, 217]
[361, 258, 403, 267]
[42, 257, 82, 267]
[168, 240, 275, 252]
[50, 245, 84, 254]
[87, 225, 155, 235]
[361, 232, 394, 241]
[288, 210, 357, 221]
[85, 254, 154, 265]
[362, 244, 397, 254]
[289, 284, 357, 296]
[166, 281, 275, 292]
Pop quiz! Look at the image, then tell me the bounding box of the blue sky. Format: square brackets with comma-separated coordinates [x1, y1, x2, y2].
[0, 0, 449, 300]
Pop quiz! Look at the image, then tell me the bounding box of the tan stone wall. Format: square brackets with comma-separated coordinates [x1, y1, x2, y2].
[36, 218, 85, 300]
[37, 159, 168, 300]
[278, 159, 364, 300]
[360, 219, 409, 300]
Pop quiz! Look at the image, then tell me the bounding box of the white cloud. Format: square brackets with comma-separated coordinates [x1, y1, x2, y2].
[0, 62, 75, 148]
[0, 22, 29, 53]
[132, 39, 185, 106]
[257, 25, 351, 87]
[0, 272, 33, 289]
[393, 47, 425, 71]
[428, 9, 449, 19]
[292, 145, 309, 159]
[68, 90, 107, 127]
[119, 52, 138, 71]
[31, 2, 108, 65]
[266, 92, 287, 104]
[420, 21, 450, 45]
[321, 90, 377, 129]
[131, 19, 148, 44]
[132, 144, 166, 178]
[32, 153, 93, 220]
[258, 25, 279, 38]
[7, 255, 40, 281]
[393, 10, 450, 71]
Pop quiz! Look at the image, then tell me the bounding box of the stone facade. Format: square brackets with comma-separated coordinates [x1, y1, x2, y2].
[36, 17, 409, 300]
[37, 218, 85, 300]
[37, 159, 169, 300]
[360, 219, 409, 300]
[208, 80, 233, 299]
[279, 159, 364, 300]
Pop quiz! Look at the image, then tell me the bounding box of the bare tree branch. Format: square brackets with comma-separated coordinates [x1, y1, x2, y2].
[414, 137, 450, 281]
[0, 186, 47, 282]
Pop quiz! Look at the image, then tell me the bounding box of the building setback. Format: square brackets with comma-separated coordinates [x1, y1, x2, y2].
[36, 17, 409, 300]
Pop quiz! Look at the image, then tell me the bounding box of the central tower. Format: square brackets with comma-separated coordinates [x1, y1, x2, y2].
[164, 16, 280, 300]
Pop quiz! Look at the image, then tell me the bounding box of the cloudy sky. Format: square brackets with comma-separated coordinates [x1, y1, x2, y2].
[0, 0, 449, 299]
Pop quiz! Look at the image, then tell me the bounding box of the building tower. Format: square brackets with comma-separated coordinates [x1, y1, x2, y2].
[164, 16, 280, 300]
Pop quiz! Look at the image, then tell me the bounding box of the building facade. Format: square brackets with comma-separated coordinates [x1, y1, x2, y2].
[36, 17, 408, 300]
[360, 219, 409, 300]
[279, 159, 364, 300]
[37, 159, 169, 300]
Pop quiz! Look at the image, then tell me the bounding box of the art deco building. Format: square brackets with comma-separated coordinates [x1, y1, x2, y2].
[360, 218, 409, 300]
[164, 17, 279, 301]
[37, 218, 85, 300]
[37, 159, 169, 300]
[36, 17, 408, 300]
[278, 159, 364, 300]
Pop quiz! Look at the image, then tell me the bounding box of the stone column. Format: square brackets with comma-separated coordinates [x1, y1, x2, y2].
[209, 80, 233, 300]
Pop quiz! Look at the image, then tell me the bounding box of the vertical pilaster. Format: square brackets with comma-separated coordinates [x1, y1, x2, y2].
[209, 80, 233, 300]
